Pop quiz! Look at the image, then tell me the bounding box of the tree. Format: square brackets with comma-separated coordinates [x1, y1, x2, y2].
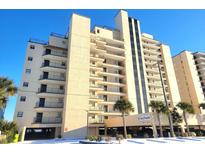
[0, 120, 18, 143]
[149, 101, 168, 137]
[0, 77, 17, 110]
[176, 102, 194, 136]
[113, 99, 134, 138]
[171, 107, 183, 136]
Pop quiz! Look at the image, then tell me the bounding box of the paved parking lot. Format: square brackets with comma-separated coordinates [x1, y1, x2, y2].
[18, 137, 205, 144]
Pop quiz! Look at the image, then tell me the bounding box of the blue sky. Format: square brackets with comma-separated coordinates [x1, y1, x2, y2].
[1, 9, 205, 121]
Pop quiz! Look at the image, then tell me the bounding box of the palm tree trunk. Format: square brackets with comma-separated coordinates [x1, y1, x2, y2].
[157, 113, 163, 137]
[122, 113, 127, 139]
[183, 111, 190, 136]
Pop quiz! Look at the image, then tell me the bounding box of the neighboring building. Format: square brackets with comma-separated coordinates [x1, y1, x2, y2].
[173, 51, 205, 114]
[14, 10, 181, 140]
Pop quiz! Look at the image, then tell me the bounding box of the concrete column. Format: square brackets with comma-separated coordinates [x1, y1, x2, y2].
[21, 126, 26, 142]
[180, 124, 185, 134]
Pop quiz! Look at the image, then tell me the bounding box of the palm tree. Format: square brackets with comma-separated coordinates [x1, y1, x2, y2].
[176, 102, 194, 136]
[0, 77, 17, 109]
[113, 99, 134, 139]
[149, 100, 168, 137]
[171, 107, 183, 136]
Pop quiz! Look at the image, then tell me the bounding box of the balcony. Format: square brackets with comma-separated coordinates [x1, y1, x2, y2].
[102, 62, 124, 70]
[41, 62, 66, 73]
[146, 68, 159, 74]
[39, 75, 65, 84]
[97, 80, 125, 87]
[103, 53, 125, 61]
[105, 44, 125, 54]
[90, 55, 104, 62]
[43, 50, 67, 61]
[142, 42, 160, 50]
[89, 74, 103, 81]
[143, 48, 160, 56]
[97, 71, 125, 78]
[89, 95, 104, 102]
[89, 84, 104, 91]
[33, 117, 62, 124]
[144, 55, 159, 61]
[38, 88, 64, 94]
[97, 90, 126, 96]
[88, 106, 104, 114]
[35, 102, 63, 108]
[37, 88, 64, 98]
[90, 64, 103, 71]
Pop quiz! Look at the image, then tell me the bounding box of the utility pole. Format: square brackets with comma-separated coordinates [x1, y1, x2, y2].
[157, 61, 175, 137]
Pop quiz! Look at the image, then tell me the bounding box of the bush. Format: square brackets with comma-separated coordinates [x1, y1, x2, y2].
[190, 132, 196, 137]
[116, 134, 123, 140]
[182, 132, 188, 137]
[143, 133, 149, 138]
[105, 136, 112, 142]
[127, 134, 132, 139]
[196, 131, 203, 137]
[96, 136, 102, 142]
[0, 138, 8, 144]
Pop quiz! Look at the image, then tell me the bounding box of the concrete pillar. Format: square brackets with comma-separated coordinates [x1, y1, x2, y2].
[180, 124, 185, 134]
[21, 126, 26, 142]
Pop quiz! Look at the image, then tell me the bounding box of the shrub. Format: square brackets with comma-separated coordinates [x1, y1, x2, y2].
[143, 133, 149, 138]
[116, 134, 123, 140]
[196, 131, 203, 137]
[96, 136, 102, 142]
[127, 134, 132, 139]
[182, 132, 188, 137]
[0, 138, 8, 144]
[105, 136, 112, 142]
[190, 132, 196, 137]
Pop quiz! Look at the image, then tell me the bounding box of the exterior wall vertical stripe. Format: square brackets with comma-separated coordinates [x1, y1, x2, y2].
[134, 19, 149, 113]
[128, 17, 142, 113]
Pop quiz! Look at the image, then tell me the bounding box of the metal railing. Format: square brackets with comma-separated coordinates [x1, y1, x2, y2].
[33, 117, 62, 124]
[39, 75, 65, 81]
[89, 106, 104, 111]
[43, 50, 67, 57]
[41, 62, 66, 69]
[38, 88, 64, 94]
[35, 102, 64, 108]
[88, 118, 104, 124]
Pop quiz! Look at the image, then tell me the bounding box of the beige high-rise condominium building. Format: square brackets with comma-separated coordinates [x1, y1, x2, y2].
[14, 10, 181, 140]
[173, 51, 205, 114]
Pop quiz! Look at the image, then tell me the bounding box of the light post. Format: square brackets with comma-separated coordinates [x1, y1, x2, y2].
[156, 60, 175, 137]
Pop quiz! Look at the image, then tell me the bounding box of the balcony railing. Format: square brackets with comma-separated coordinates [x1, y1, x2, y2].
[35, 102, 64, 108]
[38, 88, 64, 94]
[43, 50, 67, 57]
[89, 106, 104, 111]
[88, 118, 104, 124]
[41, 62, 66, 69]
[33, 117, 62, 124]
[39, 75, 65, 81]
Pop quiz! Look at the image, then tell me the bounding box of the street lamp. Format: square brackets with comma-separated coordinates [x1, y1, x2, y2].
[155, 60, 175, 137]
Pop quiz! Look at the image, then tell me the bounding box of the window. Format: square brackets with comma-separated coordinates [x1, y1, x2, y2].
[97, 29, 100, 33]
[20, 96, 26, 102]
[59, 85, 64, 90]
[17, 112, 23, 117]
[25, 69, 31, 74]
[23, 82, 29, 87]
[30, 45, 35, 49]
[27, 57, 33, 61]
